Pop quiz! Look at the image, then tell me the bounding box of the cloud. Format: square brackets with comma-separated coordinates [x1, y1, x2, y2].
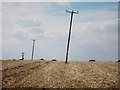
[56, 2, 70, 7]
[2, 0, 120, 2]
[75, 10, 117, 22]
[72, 19, 118, 45]
[14, 31, 29, 40]
[30, 28, 44, 34]
[18, 19, 42, 27]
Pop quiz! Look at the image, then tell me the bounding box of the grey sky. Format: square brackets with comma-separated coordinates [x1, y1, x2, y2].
[1, 2, 118, 61]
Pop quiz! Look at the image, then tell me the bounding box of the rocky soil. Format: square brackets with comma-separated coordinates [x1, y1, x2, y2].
[2, 60, 119, 88]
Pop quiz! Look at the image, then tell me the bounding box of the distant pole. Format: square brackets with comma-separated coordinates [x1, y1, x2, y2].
[65, 10, 79, 64]
[31, 39, 35, 60]
[21, 52, 25, 60]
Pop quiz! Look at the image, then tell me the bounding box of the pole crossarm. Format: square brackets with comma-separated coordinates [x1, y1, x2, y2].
[66, 10, 79, 14]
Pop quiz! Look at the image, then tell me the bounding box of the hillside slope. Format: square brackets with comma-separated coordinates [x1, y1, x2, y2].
[2, 60, 119, 88]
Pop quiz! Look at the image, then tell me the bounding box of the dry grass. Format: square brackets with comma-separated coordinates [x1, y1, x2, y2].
[2, 60, 119, 88]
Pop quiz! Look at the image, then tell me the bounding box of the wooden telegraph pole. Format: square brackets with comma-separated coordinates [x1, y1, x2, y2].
[21, 52, 26, 60]
[31, 39, 35, 60]
[65, 10, 79, 64]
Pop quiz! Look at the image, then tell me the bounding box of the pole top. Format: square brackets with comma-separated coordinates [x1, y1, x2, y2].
[66, 10, 79, 14]
[22, 52, 26, 54]
[31, 39, 36, 41]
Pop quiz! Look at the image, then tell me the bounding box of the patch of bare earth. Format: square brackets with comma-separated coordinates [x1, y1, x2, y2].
[2, 60, 118, 88]
[2, 60, 51, 88]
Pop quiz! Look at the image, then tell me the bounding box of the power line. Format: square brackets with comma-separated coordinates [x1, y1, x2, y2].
[65, 10, 79, 64]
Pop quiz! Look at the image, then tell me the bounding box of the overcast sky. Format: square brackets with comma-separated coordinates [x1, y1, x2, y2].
[2, 0, 120, 2]
[1, 2, 118, 61]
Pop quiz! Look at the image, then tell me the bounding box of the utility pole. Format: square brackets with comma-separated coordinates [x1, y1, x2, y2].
[21, 52, 26, 60]
[65, 10, 79, 64]
[31, 39, 35, 60]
